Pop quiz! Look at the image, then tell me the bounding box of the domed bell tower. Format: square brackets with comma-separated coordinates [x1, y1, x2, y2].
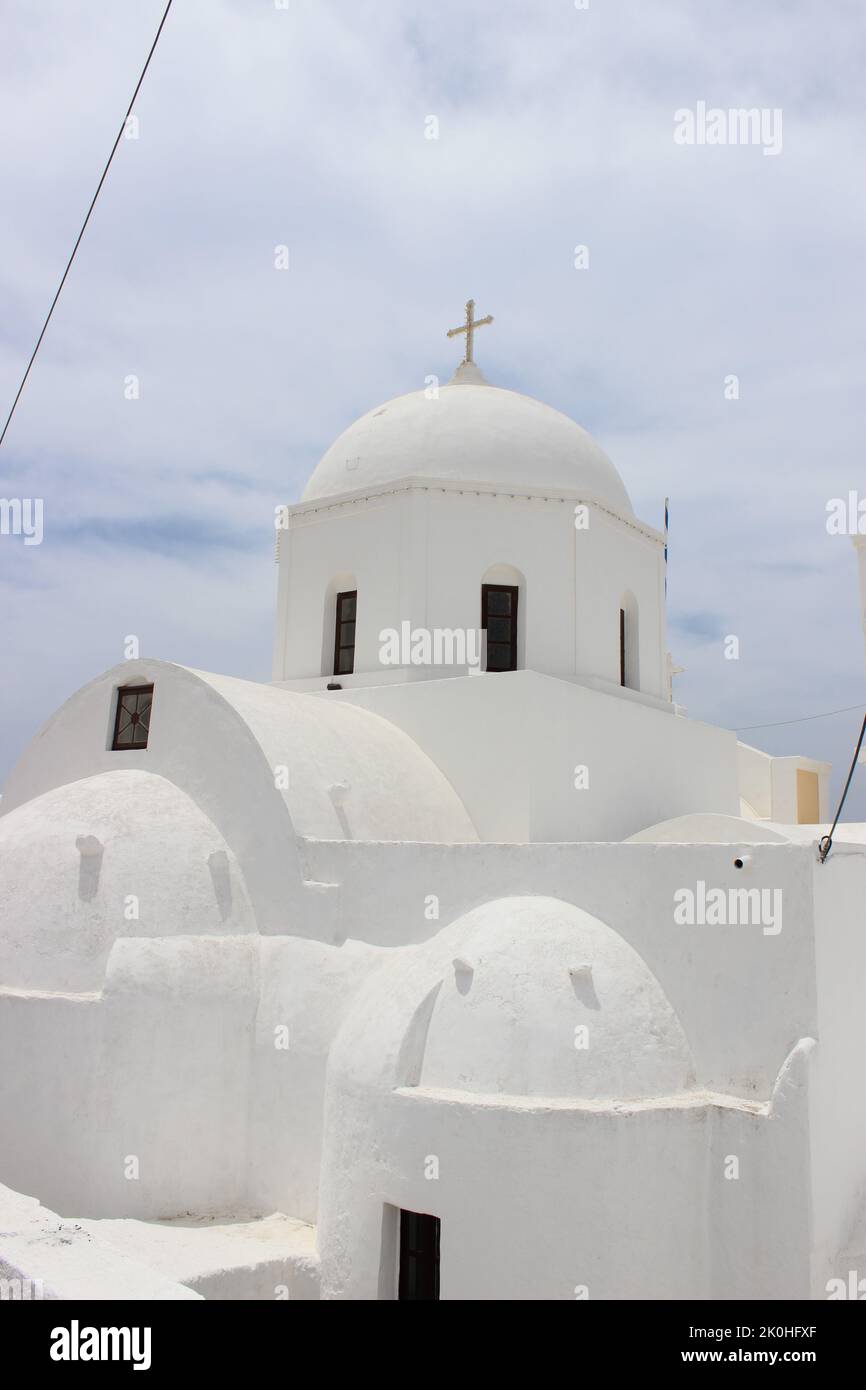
[273, 306, 669, 703]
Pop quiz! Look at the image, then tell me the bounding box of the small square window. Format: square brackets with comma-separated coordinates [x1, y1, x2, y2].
[112, 685, 154, 751]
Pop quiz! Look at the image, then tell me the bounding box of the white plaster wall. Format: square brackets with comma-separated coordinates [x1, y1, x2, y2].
[0, 937, 257, 1220]
[275, 487, 666, 697]
[808, 848, 866, 1293]
[275, 498, 404, 680]
[318, 1088, 811, 1300]
[0, 993, 103, 1215]
[738, 744, 830, 824]
[573, 505, 666, 697]
[738, 742, 773, 819]
[0, 824, 835, 1237]
[0, 932, 379, 1223]
[317, 907, 815, 1300]
[703, 1040, 814, 1300]
[326, 670, 738, 844]
[247, 936, 382, 1223]
[300, 838, 816, 1099]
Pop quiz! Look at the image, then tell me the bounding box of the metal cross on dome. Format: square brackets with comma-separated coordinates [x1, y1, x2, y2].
[446, 298, 493, 365]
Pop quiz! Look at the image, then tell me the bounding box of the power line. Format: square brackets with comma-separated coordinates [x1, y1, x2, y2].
[736, 702, 866, 733]
[0, 0, 174, 452]
[819, 712, 866, 863]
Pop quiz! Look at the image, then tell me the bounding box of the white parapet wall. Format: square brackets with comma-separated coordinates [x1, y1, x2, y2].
[738, 742, 831, 824]
[322, 668, 739, 843]
[0, 1184, 201, 1301]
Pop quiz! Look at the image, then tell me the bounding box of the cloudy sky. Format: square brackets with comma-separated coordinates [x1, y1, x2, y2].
[1, 0, 864, 813]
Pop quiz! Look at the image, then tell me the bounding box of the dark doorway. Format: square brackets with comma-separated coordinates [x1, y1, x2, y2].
[398, 1209, 440, 1300]
[481, 583, 518, 671]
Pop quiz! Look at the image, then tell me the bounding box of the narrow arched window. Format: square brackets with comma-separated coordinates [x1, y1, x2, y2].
[482, 583, 519, 672]
[619, 593, 639, 690]
[333, 590, 357, 675]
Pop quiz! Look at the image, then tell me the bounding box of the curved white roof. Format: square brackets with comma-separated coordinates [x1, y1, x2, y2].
[1, 661, 479, 851]
[626, 813, 791, 845]
[302, 382, 633, 515]
[332, 896, 694, 1102]
[0, 770, 255, 993]
[194, 670, 479, 843]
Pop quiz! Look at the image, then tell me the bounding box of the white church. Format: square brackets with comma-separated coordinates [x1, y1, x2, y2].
[1, 304, 865, 1301]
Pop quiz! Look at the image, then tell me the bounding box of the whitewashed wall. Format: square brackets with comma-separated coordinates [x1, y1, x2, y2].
[327, 669, 738, 843]
[317, 899, 816, 1300]
[274, 484, 667, 698]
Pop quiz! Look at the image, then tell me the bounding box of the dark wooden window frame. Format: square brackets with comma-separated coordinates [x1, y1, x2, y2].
[398, 1209, 440, 1300]
[481, 583, 519, 672]
[620, 607, 627, 687]
[111, 684, 154, 751]
[333, 590, 357, 676]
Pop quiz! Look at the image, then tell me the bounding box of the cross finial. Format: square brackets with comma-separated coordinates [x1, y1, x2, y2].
[446, 298, 493, 366]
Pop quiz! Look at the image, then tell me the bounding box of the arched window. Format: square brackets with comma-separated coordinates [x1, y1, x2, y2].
[333, 590, 357, 675]
[619, 592, 639, 690]
[481, 564, 525, 672]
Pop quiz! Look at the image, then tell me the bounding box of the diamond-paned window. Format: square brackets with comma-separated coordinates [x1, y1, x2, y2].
[111, 685, 154, 750]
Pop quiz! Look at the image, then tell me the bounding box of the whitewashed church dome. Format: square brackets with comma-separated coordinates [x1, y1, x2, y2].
[331, 897, 694, 1102]
[302, 381, 634, 515]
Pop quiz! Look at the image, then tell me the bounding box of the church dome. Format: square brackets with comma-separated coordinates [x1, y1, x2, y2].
[331, 897, 694, 1102]
[302, 381, 634, 515]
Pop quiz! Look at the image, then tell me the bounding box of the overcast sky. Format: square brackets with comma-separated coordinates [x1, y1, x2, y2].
[1, 0, 864, 814]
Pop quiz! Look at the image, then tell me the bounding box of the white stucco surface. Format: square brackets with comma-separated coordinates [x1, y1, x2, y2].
[1, 359, 863, 1302]
[78, 1213, 319, 1301]
[0, 770, 254, 993]
[330, 898, 694, 1102]
[326, 670, 738, 843]
[0, 1184, 201, 1301]
[302, 381, 634, 513]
